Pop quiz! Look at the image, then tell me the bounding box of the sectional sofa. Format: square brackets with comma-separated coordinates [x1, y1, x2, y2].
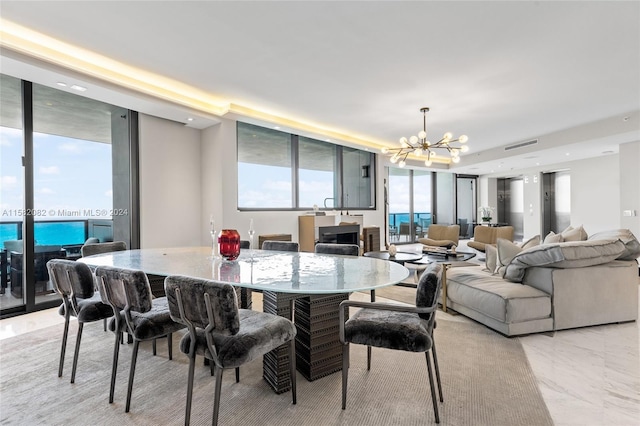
[445, 228, 639, 336]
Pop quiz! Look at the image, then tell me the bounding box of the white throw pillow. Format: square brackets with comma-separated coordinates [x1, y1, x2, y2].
[543, 231, 563, 244]
[496, 238, 523, 277]
[519, 234, 540, 250]
[562, 225, 588, 242]
[484, 244, 498, 274]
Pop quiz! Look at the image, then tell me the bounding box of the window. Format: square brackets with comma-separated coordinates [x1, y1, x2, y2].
[237, 122, 375, 210]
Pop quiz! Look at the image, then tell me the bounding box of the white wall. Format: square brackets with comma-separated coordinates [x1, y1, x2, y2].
[620, 141, 640, 238]
[139, 114, 202, 248]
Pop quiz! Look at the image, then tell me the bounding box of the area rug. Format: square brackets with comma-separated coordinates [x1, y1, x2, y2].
[0, 309, 553, 425]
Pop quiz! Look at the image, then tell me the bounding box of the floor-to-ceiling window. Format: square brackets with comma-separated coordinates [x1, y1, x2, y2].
[0, 74, 134, 317]
[388, 167, 433, 243]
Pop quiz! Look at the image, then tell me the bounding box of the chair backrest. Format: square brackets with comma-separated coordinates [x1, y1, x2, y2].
[314, 243, 359, 256]
[81, 241, 127, 257]
[495, 226, 515, 242]
[427, 225, 460, 244]
[95, 266, 153, 313]
[262, 240, 300, 252]
[240, 240, 251, 249]
[473, 225, 514, 245]
[47, 258, 95, 299]
[415, 263, 443, 322]
[165, 275, 240, 334]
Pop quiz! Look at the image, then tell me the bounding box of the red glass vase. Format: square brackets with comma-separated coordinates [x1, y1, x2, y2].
[218, 229, 241, 261]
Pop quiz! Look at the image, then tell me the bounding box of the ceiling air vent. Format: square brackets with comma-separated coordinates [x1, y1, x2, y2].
[504, 139, 538, 151]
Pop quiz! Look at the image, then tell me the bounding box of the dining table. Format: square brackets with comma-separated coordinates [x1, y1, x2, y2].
[80, 246, 410, 393]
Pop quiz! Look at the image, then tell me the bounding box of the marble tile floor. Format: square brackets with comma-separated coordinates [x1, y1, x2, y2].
[1, 287, 638, 426]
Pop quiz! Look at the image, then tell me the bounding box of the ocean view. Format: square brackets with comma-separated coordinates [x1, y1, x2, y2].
[0, 221, 86, 247]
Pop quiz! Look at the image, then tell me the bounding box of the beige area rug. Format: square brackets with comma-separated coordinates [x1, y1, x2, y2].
[0, 305, 552, 426]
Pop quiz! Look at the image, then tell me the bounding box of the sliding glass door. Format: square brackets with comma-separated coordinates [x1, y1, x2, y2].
[388, 167, 433, 243]
[0, 74, 132, 317]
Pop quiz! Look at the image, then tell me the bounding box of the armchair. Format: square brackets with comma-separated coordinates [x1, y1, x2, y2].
[418, 224, 460, 248]
[467, 225, 514, 252]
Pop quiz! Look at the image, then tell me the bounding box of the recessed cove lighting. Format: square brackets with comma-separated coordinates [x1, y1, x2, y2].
[56, 82, 67, 87]
[70, 84, 87, 92]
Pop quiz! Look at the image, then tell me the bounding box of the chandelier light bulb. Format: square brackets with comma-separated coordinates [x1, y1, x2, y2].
[429, 151, 436, 158]
[418, 130, 427, 139]
[399, 137, 408, 146]
[399, 160, 406, 168]
[409, 135, 418, 144]
[381, 147, 389, 154]
[452, 156, 461, 164]
[415, 148, 423, 156]
[451, 149, 459, 157]
[443, 132, 453, 141]
[424, 159, 432, 167]
[460, 145, 469, 153]
[459, 135, 469, 143]
[425, 140, 431, 147]
[390, 155, 399, 163]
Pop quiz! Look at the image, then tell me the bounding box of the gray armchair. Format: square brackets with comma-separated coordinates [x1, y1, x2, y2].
[339, 263, 444, 423]
[165, 275, 297, 425]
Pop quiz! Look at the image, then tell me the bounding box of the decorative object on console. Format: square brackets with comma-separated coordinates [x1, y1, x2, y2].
[381, 107, 469, 167]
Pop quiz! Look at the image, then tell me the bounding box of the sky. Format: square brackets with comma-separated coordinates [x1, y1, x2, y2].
[0, 126, 113, 221]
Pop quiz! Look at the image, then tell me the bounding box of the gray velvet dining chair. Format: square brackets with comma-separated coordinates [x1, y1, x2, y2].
[46, 259, 114, 383]
[261, 240, 300, 252]
[81, 241, 127, 257]
[339, 263, 444, 423]
[165, 275, 298, 426]
[314, 243, 359, 256]
[94, 265, 186, 413]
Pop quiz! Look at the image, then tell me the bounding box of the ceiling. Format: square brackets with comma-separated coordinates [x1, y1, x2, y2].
[1, 1, 639, 176]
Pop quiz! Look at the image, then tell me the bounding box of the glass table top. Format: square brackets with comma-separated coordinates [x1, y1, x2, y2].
[79, 247, 410, 294]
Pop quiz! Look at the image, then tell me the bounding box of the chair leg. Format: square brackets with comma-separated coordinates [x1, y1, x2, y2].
[103, 318, 107, 332]
[152, 339, 157, 356]
[425, 352, 440, 424]
[125, 340, 140, 413]
[289, 339, 297, 405]
[185, 355, 196, 426]
[70, 322, 84, 384]
[341, 344, 349, 409]
[432, 341, 444, 402]
[210, 360, 215, 376]
[235, 367, 240, 383]
[58, 316, 70, 378]
[109, 332, 121, 403]
[167, 333, 173, 360]
[211, 366, 224, 426]
[367, 346, 372, 371]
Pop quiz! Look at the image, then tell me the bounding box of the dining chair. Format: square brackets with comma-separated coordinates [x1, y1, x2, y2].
[81, 241, 127, 257]
[339, 263, 444, 423]
[165, 275, 298, 426]
[261, 240, 300, 252]
[314, 243, 359, 256]
[46, 259, 114, 383]
[94, 265, 186, 413]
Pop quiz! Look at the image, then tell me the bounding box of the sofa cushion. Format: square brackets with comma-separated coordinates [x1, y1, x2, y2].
[588, 229, 640, 261]
[561, 225, 588, 242]
[504, 239, 626, 283]
[484, 244, 498, 273]
[446, 268, 551, 324]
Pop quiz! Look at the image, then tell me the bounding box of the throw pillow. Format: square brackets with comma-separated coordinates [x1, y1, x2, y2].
[496, 238, 523, 277]
[543, 231, 563, 244]
[562, 225, 588, 242]
[484, 244, 498, 274]
[519, 234, 540, 250]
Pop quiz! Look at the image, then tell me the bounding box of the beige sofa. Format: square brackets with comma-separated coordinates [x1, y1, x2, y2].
[446, 229, 639, 336]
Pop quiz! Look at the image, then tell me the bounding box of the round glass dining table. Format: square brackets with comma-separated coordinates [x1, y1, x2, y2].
[80, 246, 410, 392]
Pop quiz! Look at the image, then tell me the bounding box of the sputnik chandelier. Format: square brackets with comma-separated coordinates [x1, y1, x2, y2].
[382, 107, 469, 167]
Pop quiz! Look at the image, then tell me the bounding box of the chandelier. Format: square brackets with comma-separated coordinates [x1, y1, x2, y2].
[382, 107, 469, 167]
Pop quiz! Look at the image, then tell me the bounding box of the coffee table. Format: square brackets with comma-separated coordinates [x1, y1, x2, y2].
[363, 250, 424, 264]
